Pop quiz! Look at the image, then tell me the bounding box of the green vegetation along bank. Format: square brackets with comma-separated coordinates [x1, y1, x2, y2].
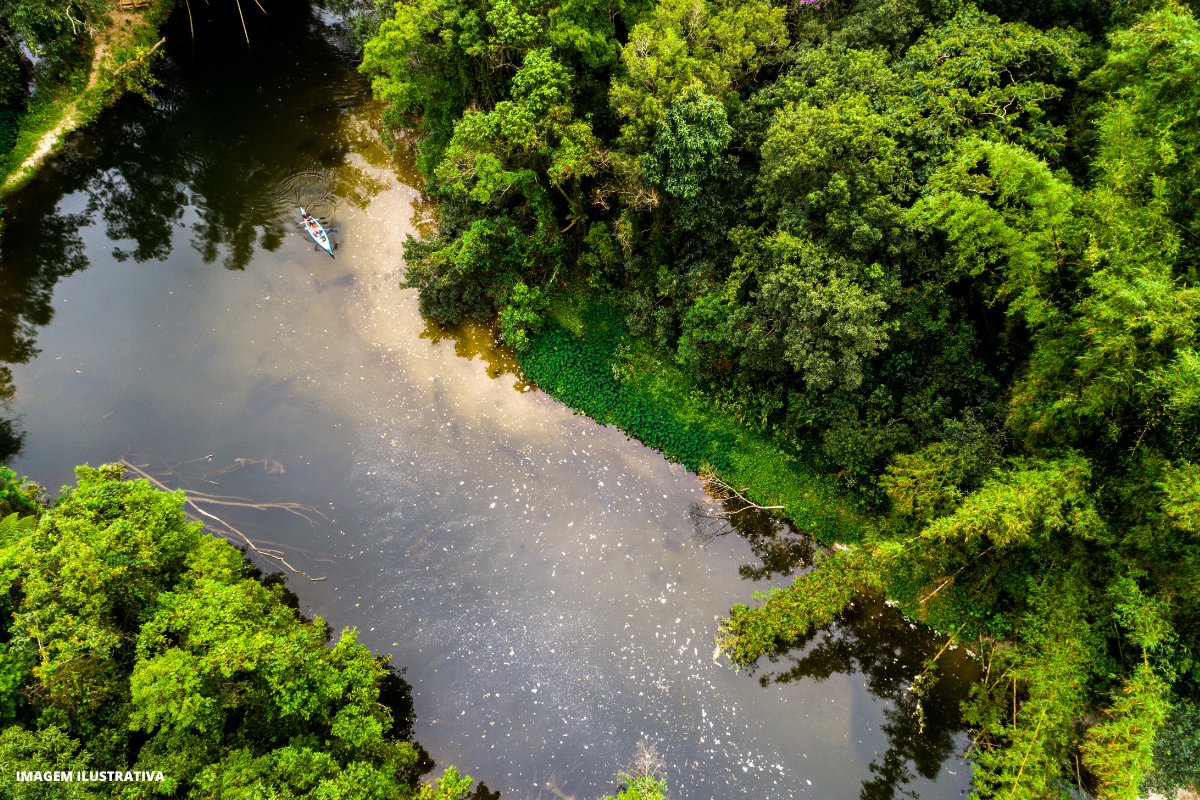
[0, 0, 175, 236]
[0, 464, 487, 799]
[0, 464, 672, 800]
[351, 0, 1200, 795]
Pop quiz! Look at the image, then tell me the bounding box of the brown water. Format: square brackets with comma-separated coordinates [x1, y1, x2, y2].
[0, 5, 977, 798]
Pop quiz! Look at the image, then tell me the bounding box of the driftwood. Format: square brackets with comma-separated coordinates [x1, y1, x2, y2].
[120, 459, 327, 581]
[689, 467, 786, 544]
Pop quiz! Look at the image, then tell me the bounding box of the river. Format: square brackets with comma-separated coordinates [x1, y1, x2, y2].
[0, 3, 976, 798]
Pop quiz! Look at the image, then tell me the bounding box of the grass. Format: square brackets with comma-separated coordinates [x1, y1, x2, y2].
[0, 2, 170, 199]
[518, 295, 866, 545]
[0, 68, 91, 197]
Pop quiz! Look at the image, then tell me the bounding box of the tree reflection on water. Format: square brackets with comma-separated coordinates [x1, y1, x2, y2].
[0, 0, 397, 458]
[689, 473, 815, 582]
[0, 205, 91, 461]
[691, 480, 978, 800]
[758, 598, 977, 800]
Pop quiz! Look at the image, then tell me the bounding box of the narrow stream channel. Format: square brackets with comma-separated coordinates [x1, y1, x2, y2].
[0, 4, 977, 798]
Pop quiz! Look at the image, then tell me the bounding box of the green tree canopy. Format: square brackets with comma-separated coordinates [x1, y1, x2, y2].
[0, 465, 482, 800]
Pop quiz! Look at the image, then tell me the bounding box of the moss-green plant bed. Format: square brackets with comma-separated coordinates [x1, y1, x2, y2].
[518, 303, 864, 545]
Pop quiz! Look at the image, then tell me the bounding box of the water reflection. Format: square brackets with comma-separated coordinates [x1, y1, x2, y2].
[689, 475, 814, 581]
[0, 205, 91, 460]
[0, 381, 21, 462]
[755, 597, 977, 800]
[419, 315, 528, 386]
[690, 479, 976, 800]
[0, 0, 400, 453]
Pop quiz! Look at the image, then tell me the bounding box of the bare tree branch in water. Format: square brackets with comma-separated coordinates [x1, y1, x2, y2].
[699, 467, 784, 516]
[689, 467, 813, 581]
[540, 775, 576, 800]
[626, 740, 667, 782]
[119, 458, 328, 581]
[690, 466, 784, 544]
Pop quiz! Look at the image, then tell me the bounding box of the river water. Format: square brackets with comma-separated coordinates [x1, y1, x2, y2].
[0, 4, 977, 798]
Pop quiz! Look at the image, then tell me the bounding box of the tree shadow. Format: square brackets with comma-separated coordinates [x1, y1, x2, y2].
[0, 198, 90, 462]
[688, 479, 977, 799]
[688, 476, 814, 581]
[418, 314, 528, 385]
[755, 595, 978, 800]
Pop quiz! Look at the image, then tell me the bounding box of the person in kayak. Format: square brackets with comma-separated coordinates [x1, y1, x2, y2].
[302, 209, 322, 238]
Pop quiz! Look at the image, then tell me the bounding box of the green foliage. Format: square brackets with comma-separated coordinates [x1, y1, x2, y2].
[1, 0, 171, 199]
[0, 0, 109, 79]
[366, 0, 1200, 791]
[608, 0, 787, 150]
[1146, 697, 1200, 795]
[909, 137, 1078, 326]
[499, 280, 549, 350]
[962, 570, 1097, 800]
[0, 466, 39, 517]
[918, 455, 1104, 548]
[896, 7, 1085, 160]
[718, 546, 880, 667]
[603, 774, 668, 800]
[880, 436, 998, 525]
[1082, 2, 1200, 260]
[0, 107, 15, 158]
[0, 50, 19, 106]
[1081, 661, 1172, 800]
[756, 86, 905, 256]
[1160, 462, 1200, 538]
[0, 465, 479, 799]
[641, 85, 732, 202]
[680, 231, 895, 392]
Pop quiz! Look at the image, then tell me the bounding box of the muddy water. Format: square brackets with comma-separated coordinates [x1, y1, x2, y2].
[0, 4, 976, 798]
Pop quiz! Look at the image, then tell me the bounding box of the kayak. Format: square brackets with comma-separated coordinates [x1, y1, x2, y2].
[300, 207, 334, 257]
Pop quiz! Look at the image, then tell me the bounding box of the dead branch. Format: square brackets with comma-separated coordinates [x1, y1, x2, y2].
[174, 490, 328, 526]
[698, 467, 784, 515]
[120, 459, 327, 581]
[930, 621, 969, 664]
[626, 739, 667, 781]
[542, 776, 576, 800]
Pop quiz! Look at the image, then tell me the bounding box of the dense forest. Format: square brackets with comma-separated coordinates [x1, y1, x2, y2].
[0, 464, 496, 798]
[350, 0, 1200, 796]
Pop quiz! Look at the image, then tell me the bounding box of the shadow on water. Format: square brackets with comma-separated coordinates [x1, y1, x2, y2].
[419, 315, 529, 387]
[755, 598, 978, 800]
[690, 483, 978, 800]
[689, 476, 815, 582]
[0, 0, 398, 459]
[0, 206, 91, 461]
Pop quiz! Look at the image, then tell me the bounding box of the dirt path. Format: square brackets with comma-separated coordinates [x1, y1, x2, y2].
[1, 8, 157, 196]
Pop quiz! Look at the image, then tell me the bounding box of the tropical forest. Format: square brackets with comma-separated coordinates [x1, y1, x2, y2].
[0, 0, 1197, 795]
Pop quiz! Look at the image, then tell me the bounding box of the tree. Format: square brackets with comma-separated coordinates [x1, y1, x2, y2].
[896, 7, 1085, 163]
[608, 0, 787, 152]
[680, 231, 894, 391]
[0, 465, 481, 800]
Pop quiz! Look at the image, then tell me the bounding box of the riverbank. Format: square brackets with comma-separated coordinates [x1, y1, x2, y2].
[518, 296, 866, 547]
[515, 298, 1200, 798]
[0, 0, 169, 200]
